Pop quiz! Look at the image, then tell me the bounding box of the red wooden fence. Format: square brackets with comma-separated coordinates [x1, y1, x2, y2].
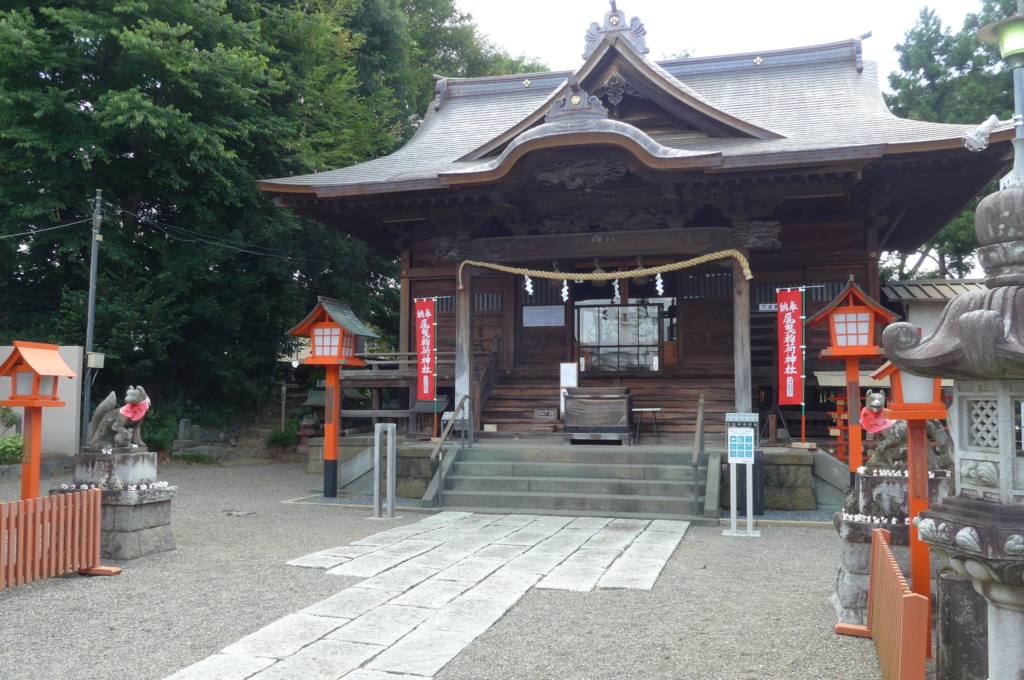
[0, 489, 115, 590]
[836, 528, 928, 680]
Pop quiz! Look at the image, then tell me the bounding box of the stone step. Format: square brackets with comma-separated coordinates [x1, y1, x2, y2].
[452, 460, 703, 482]
[438, 489, 702, 516]
[444, 474, 695, 496]
[461, 447, 693, 466]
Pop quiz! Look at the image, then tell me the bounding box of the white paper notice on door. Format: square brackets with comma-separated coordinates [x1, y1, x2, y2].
[523, 305, 564, 327]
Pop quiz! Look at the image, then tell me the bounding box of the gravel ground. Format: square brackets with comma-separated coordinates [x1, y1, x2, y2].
[0, 461, 425, 680]
[1, 463, 896, 680]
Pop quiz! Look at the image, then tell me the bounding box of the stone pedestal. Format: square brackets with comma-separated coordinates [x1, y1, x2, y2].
[935, 572, 988, 680]
[100, 488, 176, 560]
[830, 472, 952, 626]
[70, 451, 176, 560]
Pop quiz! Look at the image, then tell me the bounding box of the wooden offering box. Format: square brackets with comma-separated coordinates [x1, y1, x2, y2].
[564, 387, 633, 444]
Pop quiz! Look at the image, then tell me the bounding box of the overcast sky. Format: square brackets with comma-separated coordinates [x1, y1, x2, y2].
[456, 0, 985, 90]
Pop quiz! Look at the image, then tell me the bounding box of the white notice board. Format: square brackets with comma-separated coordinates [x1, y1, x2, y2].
[523, 305, 564, 327]
[728, 427, 755, 464]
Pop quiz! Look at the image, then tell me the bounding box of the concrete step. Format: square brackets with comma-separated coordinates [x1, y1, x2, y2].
[445, 475, 695, 496]
[452, 460, 703, 482]
[461, 448, 692, 466]
[433, 505, 719, 526]
[439, 489, 702, 516]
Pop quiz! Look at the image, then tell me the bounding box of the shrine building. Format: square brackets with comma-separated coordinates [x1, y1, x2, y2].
[258, 4, 1012, 443]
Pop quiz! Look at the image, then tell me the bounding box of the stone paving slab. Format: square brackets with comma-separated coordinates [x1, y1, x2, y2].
[328, 540, 439, 578]
[432, 557, 506, 583]
[329, 605, 434, 647]
[421, 596, 512, 636]
[390, 579, 475, 610]
[500, 550, 570, 576]
[646, 519, 690, 534]
[221, 613, 345, 659]
[565, 516, 612, 531]
[598, 556, 673, 591]
[365, 627, 479, 677]
[536, 549, 621, 592]
[326, 545, 382, 559]
[461, 569, 541, 606]
[530, 528, 599, 555]
[493, 528, 560, 547]
[352, 566, 441, 593]
[251, 640, 383, 680]
[471, 543, 528, 561]
[287, 550, 351, 569]
[342, 670, 426, 680]
[351, 525, 433, 547]
[489, 514, 540, 527]
[416, 511, 473, 525]
[166, 653, 275, 680]
[579, 519, 649, 551]
[304, 588, 400, 620]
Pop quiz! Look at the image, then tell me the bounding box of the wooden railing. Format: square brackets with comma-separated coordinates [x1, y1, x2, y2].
[471, 352, 500, 427]
[1, 490, 116, 590]
[836, 528, 927, 680]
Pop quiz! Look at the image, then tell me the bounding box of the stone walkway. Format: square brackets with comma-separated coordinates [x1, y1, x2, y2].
[166, 512, 689, 680]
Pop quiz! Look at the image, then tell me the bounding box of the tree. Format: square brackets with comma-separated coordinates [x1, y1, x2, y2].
[884, 0, 1017, 280]
[0, 0, 545, 418]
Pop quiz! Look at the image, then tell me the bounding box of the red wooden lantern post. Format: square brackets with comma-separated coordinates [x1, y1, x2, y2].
[0, 342, 78, 500]
[288, 298, 378, 498]
[807, 278, 900, 474]
[871, 361, 945, 628]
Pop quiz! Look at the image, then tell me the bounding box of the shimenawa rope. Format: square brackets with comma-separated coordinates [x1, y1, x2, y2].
[457, 249, 752, 289]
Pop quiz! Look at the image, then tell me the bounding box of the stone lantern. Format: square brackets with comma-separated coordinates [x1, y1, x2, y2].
[881, 8, 1024, 677]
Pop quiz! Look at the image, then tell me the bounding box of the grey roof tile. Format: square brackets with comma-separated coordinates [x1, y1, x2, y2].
[882, 279, 988, 302]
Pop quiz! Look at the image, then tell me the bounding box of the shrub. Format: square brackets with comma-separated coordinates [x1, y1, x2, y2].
[265, 429, 299, 451]
[0, 435, 24, 465]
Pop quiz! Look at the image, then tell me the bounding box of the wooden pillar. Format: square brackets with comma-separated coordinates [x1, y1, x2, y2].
[907, 419, 932, 655]
[323, 365, 339, 498]
[399, 251, 411, 413]
[455, 266, 473, 423]
[20, 407, 41, 500]
[846, 358, 864, 472]
[733, 258, 752, 413]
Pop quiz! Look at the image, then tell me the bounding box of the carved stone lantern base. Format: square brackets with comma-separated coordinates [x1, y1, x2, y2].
[919, 498, 1024, 680]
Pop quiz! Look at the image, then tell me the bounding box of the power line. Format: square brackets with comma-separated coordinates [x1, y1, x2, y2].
[123, 210, 334, 264]
[0, 217, 93, 240]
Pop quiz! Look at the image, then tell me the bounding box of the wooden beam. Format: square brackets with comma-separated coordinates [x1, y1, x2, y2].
[469, 228, 732, 263]
[733, 256, 752, 413]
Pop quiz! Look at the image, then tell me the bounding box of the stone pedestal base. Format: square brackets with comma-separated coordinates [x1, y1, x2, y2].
[935, 572, 988, 680]
[100, 488, 177, 560]
[976, 581, 1024, 680]
[74, 450, 156, 487]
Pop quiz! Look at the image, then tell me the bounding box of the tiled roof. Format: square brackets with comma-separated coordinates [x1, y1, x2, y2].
[259, 36, 1009, 196]
[319, 297, 379, 338]
[881, 279, 988, 302]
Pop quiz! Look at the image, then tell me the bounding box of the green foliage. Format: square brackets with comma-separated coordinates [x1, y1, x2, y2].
[0, 406, 17, 433]
[265, 428, 299, 450]
[0, 0, 543, 417]
[884, 0, 1017, 280]
[173, 452, 219, 464]
[0, 435, 23, 465]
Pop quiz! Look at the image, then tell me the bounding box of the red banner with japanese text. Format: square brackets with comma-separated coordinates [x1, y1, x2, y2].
[777, 290, 803, 406]
[415, 299, 436, 401]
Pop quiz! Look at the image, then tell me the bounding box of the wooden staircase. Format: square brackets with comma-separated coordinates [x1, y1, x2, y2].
[478, 374, 733, 441]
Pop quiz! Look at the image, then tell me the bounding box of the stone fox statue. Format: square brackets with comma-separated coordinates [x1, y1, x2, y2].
[861, 390, 952, 470]
[87, 386, 151, 449]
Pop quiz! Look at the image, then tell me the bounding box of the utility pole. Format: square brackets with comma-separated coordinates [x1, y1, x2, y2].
[81, 189, 102, 449]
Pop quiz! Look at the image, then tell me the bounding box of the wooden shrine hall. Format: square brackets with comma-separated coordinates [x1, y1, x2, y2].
[259, 3, 1012, 444]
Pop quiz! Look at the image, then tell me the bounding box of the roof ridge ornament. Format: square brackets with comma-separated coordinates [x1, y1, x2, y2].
[545, 75, 608, 121]
[583, 1, 649, 59]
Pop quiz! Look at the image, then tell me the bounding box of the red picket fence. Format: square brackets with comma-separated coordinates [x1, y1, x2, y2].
[836, 528, 928, 680]
[0, 489, 110, 590]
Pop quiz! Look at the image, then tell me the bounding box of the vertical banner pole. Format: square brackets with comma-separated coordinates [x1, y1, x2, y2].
[373, 424, 383, 518]
[386, 423, 396, 519]
[906, 419, 932, 656]
[729, 462, 738, 535]
[746, 461, 754, 535]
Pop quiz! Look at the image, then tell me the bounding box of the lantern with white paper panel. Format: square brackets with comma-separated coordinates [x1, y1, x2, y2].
[0, 341, 77, 500]
[806, 277, 901, 472]
[287, 297, 379, 498]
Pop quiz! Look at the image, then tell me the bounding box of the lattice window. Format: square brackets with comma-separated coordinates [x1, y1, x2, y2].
[312, 325, 341, 357]
[968, 400, 1000, 448]
[833, 312, 871, 347]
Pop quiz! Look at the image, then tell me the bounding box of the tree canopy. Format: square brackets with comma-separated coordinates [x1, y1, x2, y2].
[0, 0, 544, 413]
[884, 0, 1017, 279]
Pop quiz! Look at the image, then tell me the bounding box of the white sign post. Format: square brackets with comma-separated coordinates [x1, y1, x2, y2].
[724, 413, 761, 538]
[559, 362, 578, 415]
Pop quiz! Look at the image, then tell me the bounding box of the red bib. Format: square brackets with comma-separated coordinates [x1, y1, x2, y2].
[860, 406, 897, 434]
